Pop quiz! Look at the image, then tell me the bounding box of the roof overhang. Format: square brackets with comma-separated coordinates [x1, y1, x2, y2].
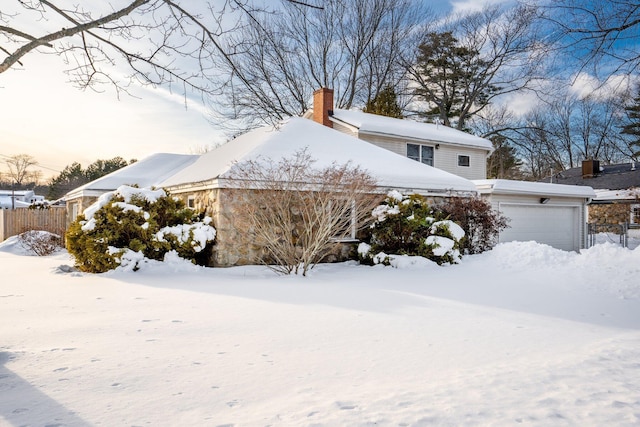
[474, 179, 596, 199]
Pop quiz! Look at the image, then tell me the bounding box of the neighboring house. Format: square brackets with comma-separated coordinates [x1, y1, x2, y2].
[64, 153, 199, 224]
[0, 190, 45, 209]
[551, 160, 640, 226]
[303, 88, 494, 180]
[474, 180, 595, 252]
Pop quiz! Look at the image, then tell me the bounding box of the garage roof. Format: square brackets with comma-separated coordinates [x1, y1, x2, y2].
[474, 179, 595, 198]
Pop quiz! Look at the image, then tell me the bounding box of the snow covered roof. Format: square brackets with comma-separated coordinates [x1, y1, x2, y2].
[160, 117, 477, 194]
[474, 179, 596, 198]
[329, 109, 493, 151]
[0, 190, 35, 197]
[65, 153, 199, 199]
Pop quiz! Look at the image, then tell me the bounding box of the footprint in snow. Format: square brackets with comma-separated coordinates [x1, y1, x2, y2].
[336, 401, 357, 410]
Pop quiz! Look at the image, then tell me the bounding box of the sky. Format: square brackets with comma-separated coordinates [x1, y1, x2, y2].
[0, 54, 220, 180]
[0, 0, 515, 182]
[0, 235, 639, 425]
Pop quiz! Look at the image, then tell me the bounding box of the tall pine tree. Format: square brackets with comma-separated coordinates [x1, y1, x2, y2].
[622, 85, 640, 158]
[410, 31, 499, 130]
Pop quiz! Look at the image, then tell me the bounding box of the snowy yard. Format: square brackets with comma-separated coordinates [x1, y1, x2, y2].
[1, 239, 639, 426]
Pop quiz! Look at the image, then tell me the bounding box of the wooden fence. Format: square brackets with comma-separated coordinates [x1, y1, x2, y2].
[0, 207, 67, 241]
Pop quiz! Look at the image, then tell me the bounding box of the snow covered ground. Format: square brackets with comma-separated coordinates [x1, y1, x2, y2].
[593, 229, 640, 250]
[1, 239, 639, 426]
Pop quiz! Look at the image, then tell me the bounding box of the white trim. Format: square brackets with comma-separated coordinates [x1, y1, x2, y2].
[457, 154, 470, 168]
[631, 204, 640, 224]
[406, 142, 435, 166]
[474, 179, 595, 198]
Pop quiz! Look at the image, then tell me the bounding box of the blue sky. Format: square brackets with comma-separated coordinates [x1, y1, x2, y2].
[0, 0, 515, 181]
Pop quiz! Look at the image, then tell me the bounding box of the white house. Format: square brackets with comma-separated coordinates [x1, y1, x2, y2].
[0, 190, 45, 209]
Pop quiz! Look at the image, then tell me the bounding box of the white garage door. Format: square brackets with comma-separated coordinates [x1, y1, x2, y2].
[498, 204, 579, 251]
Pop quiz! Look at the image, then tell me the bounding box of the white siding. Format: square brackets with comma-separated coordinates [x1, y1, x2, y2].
[331, 122, 359, 138]
[354, 133, 488, 179]
[434, 145, 487, 180]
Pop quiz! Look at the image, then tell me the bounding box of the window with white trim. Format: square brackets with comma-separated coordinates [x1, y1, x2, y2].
[458, 155, 470, 167]
[631, 204, 640, 224]
[70, 202, 79, 221]
[407, 143, 434, 166]
[330, 199, 358, 242]
[187, 195, 196, 209]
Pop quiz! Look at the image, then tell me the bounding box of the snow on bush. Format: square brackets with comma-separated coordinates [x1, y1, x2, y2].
[360, 191, 464, 266]
[66, 185, 216, 273]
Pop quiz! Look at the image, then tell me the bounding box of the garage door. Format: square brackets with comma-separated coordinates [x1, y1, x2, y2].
[498, 204, 579, 251]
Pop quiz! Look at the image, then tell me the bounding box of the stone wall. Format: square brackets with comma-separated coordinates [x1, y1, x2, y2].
[170, 185, 468, 267]
[589, 203, 631, 224]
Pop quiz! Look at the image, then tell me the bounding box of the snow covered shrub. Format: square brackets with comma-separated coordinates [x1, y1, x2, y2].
[17, 230, 63, 256]
[65, 185, 216, 273]
[360, 191, 464, 265]
[438, 196, 509, 254]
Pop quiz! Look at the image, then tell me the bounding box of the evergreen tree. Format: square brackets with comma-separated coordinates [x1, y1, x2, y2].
[363, 86, 403, 118]
[47, 157, 135, 200]
[622, 86, 640, 158]
[85, 157, 131, 181]
[411, 31, 499, 129]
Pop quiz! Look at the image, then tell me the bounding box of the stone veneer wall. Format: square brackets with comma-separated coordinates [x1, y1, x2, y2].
[172, 188, 266, 266]
[210, 188, 363, 267]
[69, 189, 456, 267]
[66, 195, 99, 226]
[589, 203, 632, 224]
[204, 190, 449, 267]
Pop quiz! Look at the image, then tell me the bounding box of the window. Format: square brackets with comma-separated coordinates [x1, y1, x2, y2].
[632, 204, 640, 224]
[70, 202, 79, 221]
[330, 199, 358, 242]
[458, 155, 470, 167]
[187, 196, 196, 209]
[407, 143, 434, 166]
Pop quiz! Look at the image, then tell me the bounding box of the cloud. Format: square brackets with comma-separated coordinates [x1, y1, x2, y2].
[449, 0, 512, 15]
[569, 72, 636, 101]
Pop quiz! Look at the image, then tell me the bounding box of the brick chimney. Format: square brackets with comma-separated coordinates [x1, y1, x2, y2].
[581, 159, 600, 178]
[313, 88, 334, 128]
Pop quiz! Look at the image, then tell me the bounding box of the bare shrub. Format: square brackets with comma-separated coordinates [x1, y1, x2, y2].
[438, 196, 509, 254]
[228, 149, 381, 276]
[17, 230, 63, 256]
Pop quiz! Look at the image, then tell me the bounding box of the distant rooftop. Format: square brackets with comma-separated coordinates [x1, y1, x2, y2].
[551, 162, 640, 190]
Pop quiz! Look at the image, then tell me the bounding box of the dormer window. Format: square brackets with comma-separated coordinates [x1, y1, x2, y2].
[407, 143, 434, 166]
[458, 155, 470, 167]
